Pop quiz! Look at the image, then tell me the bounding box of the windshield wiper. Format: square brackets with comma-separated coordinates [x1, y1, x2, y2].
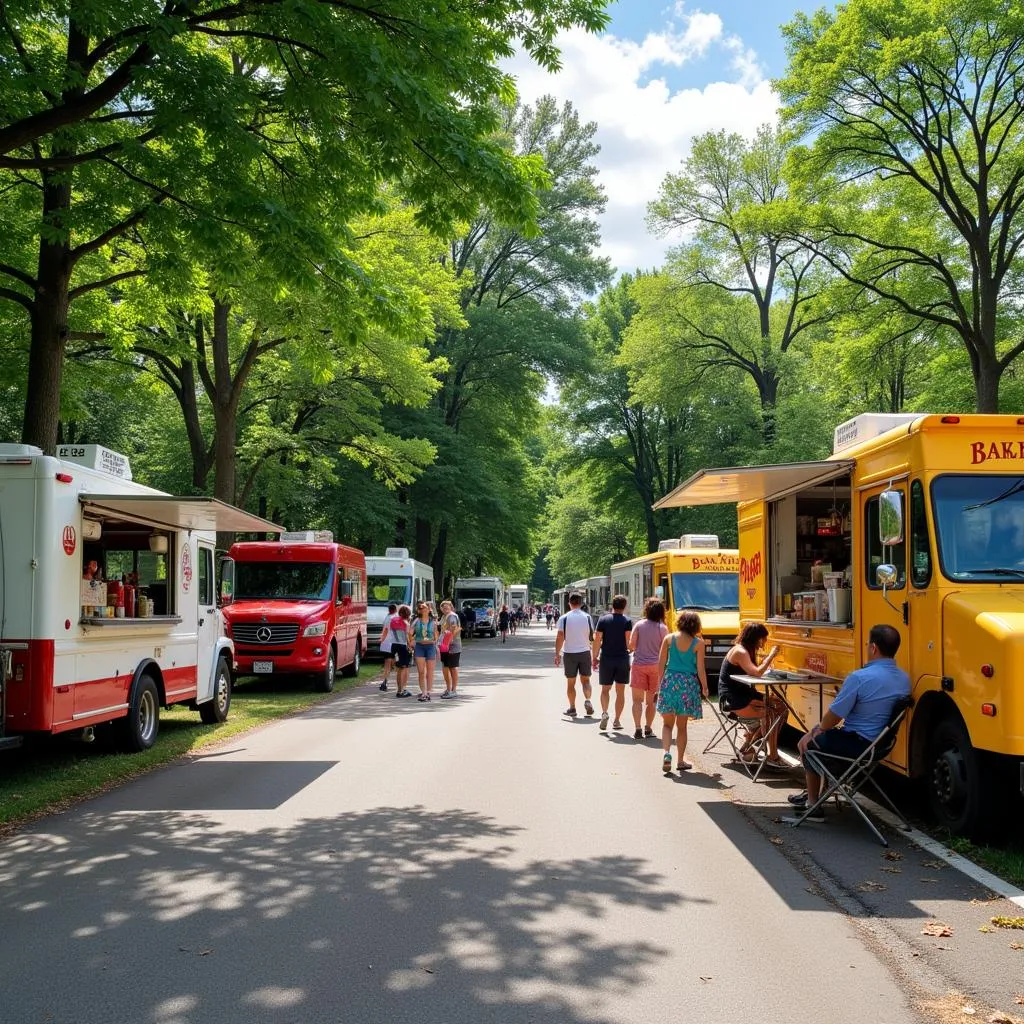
[965, 478, 1024, 511]
[957, 567, 1024, 578]
[680, 604, 716, 611]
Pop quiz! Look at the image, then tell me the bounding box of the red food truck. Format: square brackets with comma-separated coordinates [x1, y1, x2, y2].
[222, 532, 367, 691]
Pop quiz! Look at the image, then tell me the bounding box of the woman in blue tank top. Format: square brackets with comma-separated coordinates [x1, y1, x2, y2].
[656, 611, 709, 773]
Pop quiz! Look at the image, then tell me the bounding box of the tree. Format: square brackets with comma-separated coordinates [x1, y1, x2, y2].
[0, 1, 611, 451]
[779, 0, 1024, 412]
[646, 126, 831, 444]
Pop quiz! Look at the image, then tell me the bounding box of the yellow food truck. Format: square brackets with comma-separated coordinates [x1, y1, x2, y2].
[611, 535, 740, 676]
[654, 413, 1024, 837]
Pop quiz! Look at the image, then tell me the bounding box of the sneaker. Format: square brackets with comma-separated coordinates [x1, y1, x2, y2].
[662, 753, 673, 775]
[633, 729, 643, 740]
[584, 700, 594, 717]
[565, 707, 578, 717]
[379, 681, 388, 691]
[417, 694, 428, 702]
[440, 691, 452, 699]
[396, 690, 412, 698]
[644, 726, 654, 738]
[599, 712, 609, 731]
[612, 720, 623, 731]
[787, 790, 809, 808]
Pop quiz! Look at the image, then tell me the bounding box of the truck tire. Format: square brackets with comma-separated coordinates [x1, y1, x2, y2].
[341, 638, 361, 678]
[926, 714, 993, 839]
[199, 657, 231, 724]
[120, 673, 160, 752]
[315, 645, 336, 693]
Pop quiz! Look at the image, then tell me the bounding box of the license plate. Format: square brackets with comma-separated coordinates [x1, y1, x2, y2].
[253, 661, 274, 674]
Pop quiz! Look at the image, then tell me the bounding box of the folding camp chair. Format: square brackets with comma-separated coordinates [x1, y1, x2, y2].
[702, 695, 780, 780]
[788, 696, 914, 846]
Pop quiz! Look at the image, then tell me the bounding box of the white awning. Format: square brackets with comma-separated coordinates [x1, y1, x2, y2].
[653, 460, 855, 509]
[81, 495, 282, 534]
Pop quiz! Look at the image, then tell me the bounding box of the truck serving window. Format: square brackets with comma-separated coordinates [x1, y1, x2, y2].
[671, 572, 740, 612]
[235, 562, 334, 601]
[931, 474, 1024, 581]
[368, 576, 412, 605]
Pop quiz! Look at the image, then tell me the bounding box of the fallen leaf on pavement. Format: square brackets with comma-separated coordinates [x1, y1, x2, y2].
[922, 922, 954, 937]
[858, 880, 887, 892]
[884, 850, 904, 861]
[979, 926, 993, 933]
[992, 917, 1024, 930]
[770, 836, 784, 845]
[881, 866, 902, 874]
[699, 976, 712, 982]
[921, 859, 945, 869]
[1010, 943, 1024, 951]
[770, 817, 783, 824]
[199, 949, 213, 956]
[921, 877, 940, 883]
[422, 968, 434, 974]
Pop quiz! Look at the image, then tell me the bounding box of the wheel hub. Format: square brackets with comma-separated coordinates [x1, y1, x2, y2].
[932, 748, 966, 809]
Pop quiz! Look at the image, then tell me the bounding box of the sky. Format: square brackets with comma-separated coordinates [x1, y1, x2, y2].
[507, 0, 820, 276]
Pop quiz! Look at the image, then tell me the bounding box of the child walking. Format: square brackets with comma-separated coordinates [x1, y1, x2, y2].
[655, 612, 708, 774]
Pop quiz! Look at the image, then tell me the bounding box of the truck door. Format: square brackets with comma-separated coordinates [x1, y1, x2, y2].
[860, 485, 911, 768]
[196, 543, 218, 699]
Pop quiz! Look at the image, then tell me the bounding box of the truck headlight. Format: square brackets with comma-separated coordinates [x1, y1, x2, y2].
[303, 621, 328, 637]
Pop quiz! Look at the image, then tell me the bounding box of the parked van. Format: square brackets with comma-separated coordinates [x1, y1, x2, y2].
[507, 584, 529, 613]
[365, 549, 434, 653]
[611, 537, 740, 676]
[655, 413, 1024, 837]
[453, 576, 504, 637]
[223, 532, 367, 692]
[0, 443, 277, 752]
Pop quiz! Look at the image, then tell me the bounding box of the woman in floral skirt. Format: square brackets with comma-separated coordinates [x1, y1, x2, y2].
[655, 611, 708, 773]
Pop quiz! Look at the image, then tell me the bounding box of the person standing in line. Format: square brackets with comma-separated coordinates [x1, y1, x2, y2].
[592, 594, 632, 732]
[628, 598, 668, 739]
[464, 603, 477, 640]
[439, 599, 463, 699]
[509, 607, 517, 636]
[390, 604, 413, 698]
[656, 611, 708, 773]
[412, 601, 438, 702]
[554, 592, 595, 718]
[379, 602, 398, 691]
[545, 606, 554, 630]
[498, 604, 510, 643]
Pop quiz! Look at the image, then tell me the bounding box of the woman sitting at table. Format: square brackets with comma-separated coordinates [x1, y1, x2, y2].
[719, 623, 788, 767]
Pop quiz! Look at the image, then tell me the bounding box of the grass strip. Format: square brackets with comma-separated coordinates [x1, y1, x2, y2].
[945, 835, 1024, 891]
[0, 663, 379, 831]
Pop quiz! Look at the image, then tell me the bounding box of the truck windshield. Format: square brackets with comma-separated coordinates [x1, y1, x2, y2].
[933, 475, 1024, 580]
[459, 598, 494, 613]
[367, 575, 412, 605]
[235, 562, 334, 601]
[671, 572, 740, 611]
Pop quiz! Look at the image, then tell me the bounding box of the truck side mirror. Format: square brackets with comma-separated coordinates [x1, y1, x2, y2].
[879, 489, 904, 545]
[876, 564, 898, 588]
[218, 557, 234, 607]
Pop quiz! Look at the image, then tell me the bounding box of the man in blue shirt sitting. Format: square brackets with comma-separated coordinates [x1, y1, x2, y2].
[789, 624, 911, 821]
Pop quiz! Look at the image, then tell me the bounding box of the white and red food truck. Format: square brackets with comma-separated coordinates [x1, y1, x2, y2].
[0, 443, 280, 752]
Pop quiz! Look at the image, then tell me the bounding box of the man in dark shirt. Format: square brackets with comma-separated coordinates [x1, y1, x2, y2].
[592, 594, 633, 732]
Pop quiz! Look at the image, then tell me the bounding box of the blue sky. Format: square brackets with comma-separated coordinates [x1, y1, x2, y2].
[509, 1, 827, 274]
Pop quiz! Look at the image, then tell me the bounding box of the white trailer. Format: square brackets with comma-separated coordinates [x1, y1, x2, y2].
[365, 548, 434, 653]
[507, 584, 529, 611]
[453, 576, 504, 637]
[0, 443, 278, 751]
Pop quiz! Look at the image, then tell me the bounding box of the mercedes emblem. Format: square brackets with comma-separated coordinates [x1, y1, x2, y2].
[256, 626, 272, 643]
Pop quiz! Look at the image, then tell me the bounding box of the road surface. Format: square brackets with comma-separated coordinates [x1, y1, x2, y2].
[0, 629, 971, 1023]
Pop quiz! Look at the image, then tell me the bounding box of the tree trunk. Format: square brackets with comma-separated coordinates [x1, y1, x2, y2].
[644, 505, 659, 554]
[431, 525, 448, 596]
[974, 352, 1001, 413]
[22, 169, 73, 452]
[414, 517, 432, 566]
[759, 372, 779, 448]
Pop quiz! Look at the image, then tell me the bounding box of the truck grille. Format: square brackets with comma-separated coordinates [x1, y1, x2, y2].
[231, 623, 300, 646]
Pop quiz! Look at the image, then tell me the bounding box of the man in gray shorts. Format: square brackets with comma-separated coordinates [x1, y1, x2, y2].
[554, 592, 594, 718]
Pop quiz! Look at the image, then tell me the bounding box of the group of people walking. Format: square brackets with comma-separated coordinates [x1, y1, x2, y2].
[378, 600, 463, 702]
[554, 591, 912, 798]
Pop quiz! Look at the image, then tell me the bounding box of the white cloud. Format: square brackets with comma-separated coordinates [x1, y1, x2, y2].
[507, 6, 779, 278]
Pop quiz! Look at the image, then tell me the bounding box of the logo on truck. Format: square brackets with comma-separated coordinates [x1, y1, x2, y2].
[256, 626, 272, 642]
[970, 440, 1024, 464]
[740, 552, 762, 585]
[181, 542, 192, 592]
[62, 525, 76, 556]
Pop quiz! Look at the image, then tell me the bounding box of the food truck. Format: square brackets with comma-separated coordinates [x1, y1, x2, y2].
[364, 549, 434, 654]
[611, 536, 740, 676]
[223, 533, 368, 691]
[453, 576, 504, 637]
[654, 413, 1024, 837]
[0, 443, 279, 752]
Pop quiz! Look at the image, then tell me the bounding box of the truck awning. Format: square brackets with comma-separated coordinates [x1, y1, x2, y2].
[653, 460, 855, 509]
[80, 495, 282, 534]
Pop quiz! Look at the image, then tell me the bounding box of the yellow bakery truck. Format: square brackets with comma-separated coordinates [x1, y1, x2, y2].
[654, 412, 1024, 837]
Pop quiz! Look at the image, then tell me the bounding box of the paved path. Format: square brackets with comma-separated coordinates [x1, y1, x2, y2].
[0, 630, 951, 1023]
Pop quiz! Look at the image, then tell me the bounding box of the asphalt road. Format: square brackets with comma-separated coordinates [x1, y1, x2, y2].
[0, 630, 937, 1023]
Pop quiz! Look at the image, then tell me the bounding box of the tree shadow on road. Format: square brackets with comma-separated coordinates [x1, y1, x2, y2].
[0, 805, 698, 1024]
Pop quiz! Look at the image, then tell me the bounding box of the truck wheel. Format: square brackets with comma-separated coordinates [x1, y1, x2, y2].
[342, 639, 361, 678]
[120, 674, 160, 752]
[315, 646, 336, 693]
[200, 657, 231, 724]
[927, 715, 990, 838]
